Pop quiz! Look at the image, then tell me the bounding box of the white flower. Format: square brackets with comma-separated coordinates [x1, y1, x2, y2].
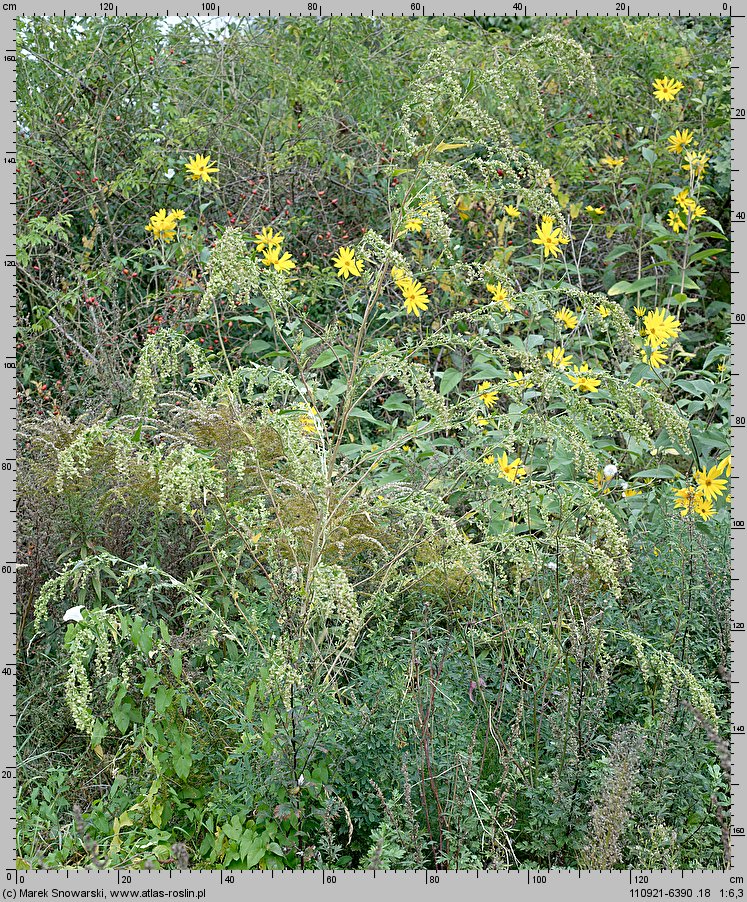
[165, 167, 175, 179]
[298, 774, 305, 786]
[63, 605, 84, 623]
[603, 464, 618, 478]
[546, 562, 557, 571]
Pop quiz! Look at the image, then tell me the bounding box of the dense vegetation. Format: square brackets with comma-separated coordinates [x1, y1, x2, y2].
[16, 15, 731, 870]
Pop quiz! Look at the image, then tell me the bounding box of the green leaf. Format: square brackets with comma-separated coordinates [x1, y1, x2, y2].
[642, 146, 657, 165]
[648, 244, 671, 262]
[689, 248, 726, 263]
[628, 276, 658, 292]
[112, 704, 131, 734]
[247, 339, 273, 355]
[142, 669, 159, 697]
[607, 280, 633, 296]
[311, 346, 348, 368]
[608, 276, 657, 295]
[242, 834, 267, 869]
[439, 368, 462, 395]
[149, 801, 163, 828]
[525, 334, 545, 351]
[245, 683, 257, 720]
[603, 244, 635, 263]
[170, 649, 183, 679]
[632, 465, 681, 479]
[227, 314, 262, 325]
[171, 749, 192, 780]
[348, 407, 382, 424]
[155, 686, 171, 715]
[703, 345, 730, 368]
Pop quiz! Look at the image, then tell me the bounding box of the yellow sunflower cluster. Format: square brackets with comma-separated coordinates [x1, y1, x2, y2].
[660, 115, 710, 233]
[253, 227, 296, 273]
[640, 307, 681, 369]
[392, 267, 429, 317]
[666, 187, 707, 234]
[673, 455, 730, 521]
[145, 207, 185, 243]
[484, 451, 527, 484]
[567, 362, 601, 394]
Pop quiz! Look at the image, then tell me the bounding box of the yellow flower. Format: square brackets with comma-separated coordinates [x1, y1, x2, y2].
[508, 371, 533, 389]
[667, 209, 687, 233]
[567, 370, 601, 393]
[185, 153, 218, 183]
[667, 128, 695, 154]
[254, 226, 283, 253]
[504, 205, 521, 218]
[693, 493, 716, 521]
[262, 248, 296, 273]
[641, 346, 667, 369]
[496, 452, 526, 483]
[554, 307, 579, 330]
[634, 306, 647, 318]
[331, 246, 363, 279]
[545, 346, 572, 369]
[652, 76, 684, 102]
[673, 189, 696, 211]
[682, 150, 710, 177]
[717, 454, 732, 478]
[455, 196, 471, 220]
[623, 487, 642, 497]
[404, 217, 423, 233]
[532, 216, 569, 258]
[691, 204, 707, 221]
[597, 304, 611, 318]
[483, 454, 495, 465]
[486, 281, 513, 313]
[585, 205, 605, 215]
[673, 485, 698, 516]
[694, 463, 727, 502]
[600, 155, 625, 168]
[477, 381, 499, 410]
[171, 208, 186, 221]
[399, 277, 429, 317]
[299, 404, 318, 434]
[391, 266, 407, 285]
[643, 307, 681, 348]
[486, 282, 508, 303]
[590, 471, 613, 493]
[145, 208, 179, 242]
